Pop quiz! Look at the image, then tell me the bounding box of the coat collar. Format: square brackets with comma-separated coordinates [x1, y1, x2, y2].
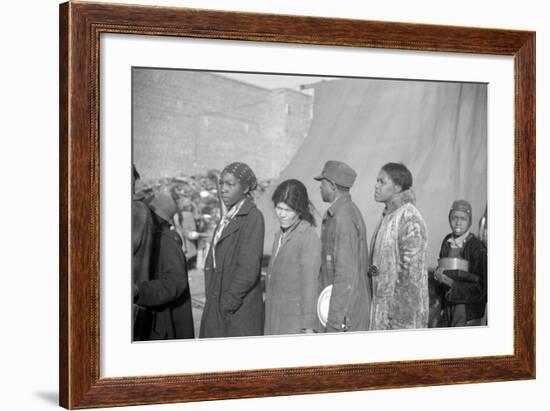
[217, 198, 256, 243]
[383, 189, 416, 216]
[326, 193, 352, 217]
[273, 219, 312, 258]
[274, 218, 310, 240]
[234, 197, 256, 216]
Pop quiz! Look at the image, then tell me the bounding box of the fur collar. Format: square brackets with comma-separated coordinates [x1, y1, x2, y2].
[383, 189, 416, 215]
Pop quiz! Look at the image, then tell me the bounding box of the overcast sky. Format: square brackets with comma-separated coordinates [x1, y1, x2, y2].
[217, 72, 335, 92]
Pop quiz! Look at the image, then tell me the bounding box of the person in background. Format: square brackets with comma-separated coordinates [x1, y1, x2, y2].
[369, 162, 429, 330]
[315, 160, 371, 332]
[133, 184, 194, 340]
[434, 200, 487, 327]
[264, 179, 321, 335]
[196, 204, 219, 270]
[199, 162, 265, 338]
[173, 195, 199, 268]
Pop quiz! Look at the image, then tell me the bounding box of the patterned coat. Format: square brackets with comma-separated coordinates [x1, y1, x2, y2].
[370, 190, 429, 330]
[264, 219, 321, 335]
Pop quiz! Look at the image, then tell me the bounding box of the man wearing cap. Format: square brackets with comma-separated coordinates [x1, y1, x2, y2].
[434, 200, 487, 327]
[315, 160, 371, 332]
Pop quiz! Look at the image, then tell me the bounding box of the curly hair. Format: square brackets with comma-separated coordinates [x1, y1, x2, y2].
[272, 179, 316, 227]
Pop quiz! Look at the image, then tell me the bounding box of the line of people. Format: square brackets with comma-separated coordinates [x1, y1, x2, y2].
[133, 160, 487, 340]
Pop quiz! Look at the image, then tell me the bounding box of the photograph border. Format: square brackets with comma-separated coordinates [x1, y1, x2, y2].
[59, 2, 535, 408]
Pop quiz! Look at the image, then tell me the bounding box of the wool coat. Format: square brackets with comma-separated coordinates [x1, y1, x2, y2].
[264, 219, 321, 335]
[370, 190, 429, 330]
[319, 193, 371, 332]
[439, 232, 487, 321]
[132, 200, 154, 340]
[199, 199, 265, 338]
[134, 212, 194, 340]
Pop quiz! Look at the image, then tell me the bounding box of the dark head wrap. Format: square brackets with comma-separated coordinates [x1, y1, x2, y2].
[222, 162, 258, 192]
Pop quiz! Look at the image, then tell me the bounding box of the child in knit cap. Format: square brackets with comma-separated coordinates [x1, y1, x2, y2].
[434, 200, 487, 327]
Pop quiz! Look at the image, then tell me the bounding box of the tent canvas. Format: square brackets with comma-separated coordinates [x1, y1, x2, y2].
[257, 78, 487, 267]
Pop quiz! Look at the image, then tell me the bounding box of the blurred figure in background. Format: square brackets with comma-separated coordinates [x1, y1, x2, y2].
[264, 179, 321, 335]
[173, 195, 199, 268]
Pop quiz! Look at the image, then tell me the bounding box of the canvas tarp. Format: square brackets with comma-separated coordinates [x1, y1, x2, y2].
[257, 78, 487, 267]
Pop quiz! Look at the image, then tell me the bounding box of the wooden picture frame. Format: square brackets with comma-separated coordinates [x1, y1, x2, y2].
[59, 1, 535, 408]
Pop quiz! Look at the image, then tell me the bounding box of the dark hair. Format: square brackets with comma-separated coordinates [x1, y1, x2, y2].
[272, 179, 316, 227]
[381, 162, 413, 191]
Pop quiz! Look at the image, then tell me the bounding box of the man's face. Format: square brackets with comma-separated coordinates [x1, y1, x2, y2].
[220, 172, 247, 208]
[449, 210, 471, 237]
[319, 178, 335, 203]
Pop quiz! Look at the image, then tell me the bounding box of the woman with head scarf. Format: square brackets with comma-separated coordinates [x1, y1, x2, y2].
[264, 179, 321, 335]
[199, 162, 265, 338]
[369, 162, 429, 330]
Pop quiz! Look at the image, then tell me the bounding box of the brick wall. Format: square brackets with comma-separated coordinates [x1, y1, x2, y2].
[133, 69, 313, 180]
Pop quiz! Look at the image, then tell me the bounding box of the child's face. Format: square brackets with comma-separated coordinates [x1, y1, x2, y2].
[449, 210, 470, 237]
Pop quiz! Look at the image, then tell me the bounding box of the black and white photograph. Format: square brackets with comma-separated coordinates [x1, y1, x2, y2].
[4, 0, 546, 410]
[131, 68, 487, 341]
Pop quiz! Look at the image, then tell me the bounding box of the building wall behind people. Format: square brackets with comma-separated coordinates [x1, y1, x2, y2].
[264, 179, 321, 335]
[370, 162, 429, 330]
[315, 161, 371, 332]
[199, 162, 265, 338]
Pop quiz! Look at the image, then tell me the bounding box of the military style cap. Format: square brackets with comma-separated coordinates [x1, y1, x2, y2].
[314, 160, 357, 188]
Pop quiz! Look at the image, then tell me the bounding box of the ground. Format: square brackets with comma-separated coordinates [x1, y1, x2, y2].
[189, 268, 205, 336]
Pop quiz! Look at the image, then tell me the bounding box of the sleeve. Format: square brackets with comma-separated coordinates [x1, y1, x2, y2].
[446, 240, 487, 304]
[220, 210, 265, 314]
[135, 232, 189, 308]
[299, 231, 321, 330]
[326, 215, 359, 332]
[392, 214, 428, 328]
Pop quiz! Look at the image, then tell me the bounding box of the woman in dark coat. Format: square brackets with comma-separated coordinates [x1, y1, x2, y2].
[199, 162, 265, 338]
[264, 179, 321, 335]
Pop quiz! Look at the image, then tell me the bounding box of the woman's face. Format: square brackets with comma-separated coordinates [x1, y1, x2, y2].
[220, 172, 247, 208]
[275, 202, 299, 229]
[374, 170, 400, 203]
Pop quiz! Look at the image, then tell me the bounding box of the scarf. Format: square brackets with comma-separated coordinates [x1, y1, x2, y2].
[211, 198, 246, 269]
